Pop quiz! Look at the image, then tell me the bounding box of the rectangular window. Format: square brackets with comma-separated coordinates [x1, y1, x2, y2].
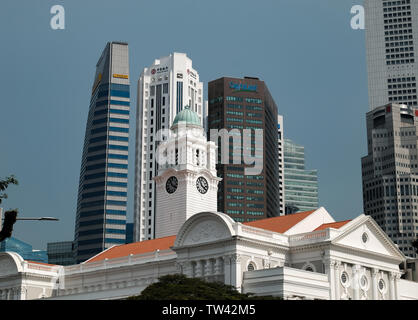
[177, 81, 183, 113]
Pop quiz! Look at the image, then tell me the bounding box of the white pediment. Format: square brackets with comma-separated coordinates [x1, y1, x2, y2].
[332, 217, 404, 260]
[174, 211, 236, 247]
[183, 219, 228, 246]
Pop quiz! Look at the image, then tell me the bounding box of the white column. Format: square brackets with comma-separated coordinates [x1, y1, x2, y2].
[395, 273, 401, 299]
[327, 260, 336, 300]
[223, 256, 232, 286]
[389, 272, 397, 300]
[204, 259, 212, 276]
[19, 287, 26, 300]
[371, 268, 379, 300]
[214, 257, 223, 276]
[230, 254, 242, 292]
[195, 260, 203, 277]
[334, 261, 341, 300]
[353, 265, 361, 300]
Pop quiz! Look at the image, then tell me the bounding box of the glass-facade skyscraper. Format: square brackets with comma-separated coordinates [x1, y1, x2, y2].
[74, 42, 130, 263]
[207, 76, 280, 222]
[0, 237, 47, 263]
[277, 115, 285, 216]
[284, 139, 318, 214]
[47, 241, 75, 266]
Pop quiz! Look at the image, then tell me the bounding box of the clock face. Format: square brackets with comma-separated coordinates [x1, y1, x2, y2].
[166, 176, 178, 194]
[196, 176, 209, 194]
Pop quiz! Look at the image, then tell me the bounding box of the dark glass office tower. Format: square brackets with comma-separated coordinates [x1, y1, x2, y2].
[74, 42, 130, 263]
[208, 77, 280, 222]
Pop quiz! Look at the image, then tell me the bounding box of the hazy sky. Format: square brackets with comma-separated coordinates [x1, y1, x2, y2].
[0, 0, 367, 250]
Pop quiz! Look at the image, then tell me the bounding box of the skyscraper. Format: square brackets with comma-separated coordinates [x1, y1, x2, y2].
[74, 42, 130, 263]
[0, 237, 47, 263]
[365, 0, 418, 110]
[207, 76, 280, 222]
[283, 139, 319, 214]
[134, 53, 204, 242]
[361, 103, 418, 258]
[278, 115, 285, 216]
[47, 241, 75, 266]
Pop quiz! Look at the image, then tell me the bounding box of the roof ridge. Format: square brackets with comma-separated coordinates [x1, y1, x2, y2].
[242, 209, 316, 225]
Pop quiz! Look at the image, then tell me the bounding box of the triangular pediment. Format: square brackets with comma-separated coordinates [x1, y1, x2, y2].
[331, 216, 405, 261]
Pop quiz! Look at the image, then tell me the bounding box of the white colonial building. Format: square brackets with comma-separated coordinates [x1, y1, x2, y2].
[1, 109, 417, 300]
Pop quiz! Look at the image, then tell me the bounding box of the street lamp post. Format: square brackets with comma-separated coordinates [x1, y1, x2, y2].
[0, 208, 59, 242]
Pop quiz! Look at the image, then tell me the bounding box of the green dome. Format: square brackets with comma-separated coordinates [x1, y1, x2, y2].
[172, 106, 202, 127]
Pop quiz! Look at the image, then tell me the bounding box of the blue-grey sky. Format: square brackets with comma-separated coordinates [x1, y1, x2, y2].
[0, 0, 367, 250]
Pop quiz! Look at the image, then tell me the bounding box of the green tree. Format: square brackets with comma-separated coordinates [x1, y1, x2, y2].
[0, 175, 18, 205]
[0, 175, 19, 242]
[127, 274, 281, 300]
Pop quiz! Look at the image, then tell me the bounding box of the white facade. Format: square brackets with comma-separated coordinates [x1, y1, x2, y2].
[134, 53, 204, 242]
[365, 0, 418, 110]
[1, 208, 418, 300]
[154, 117, 220, 238]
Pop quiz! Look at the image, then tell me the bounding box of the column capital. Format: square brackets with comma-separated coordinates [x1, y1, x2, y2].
[329, 259, 341, 268]
[231, 254, 242, 263]
[224, 256, 231, 266]
[352, 264, 362, 272]
[372, 268, 379, 276]
[390, 271, 401, 280]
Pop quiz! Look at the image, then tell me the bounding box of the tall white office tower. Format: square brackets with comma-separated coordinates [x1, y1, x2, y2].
[278, 115, 285, 216]
[365, 0, 418, 110]
[154, 107, 220, 238]
[134, 53, 204, 242]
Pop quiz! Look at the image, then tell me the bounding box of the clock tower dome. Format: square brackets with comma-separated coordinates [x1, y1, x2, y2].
[154, 107, 221, 238]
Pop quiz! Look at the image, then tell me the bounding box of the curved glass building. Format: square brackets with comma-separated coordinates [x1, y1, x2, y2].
[74, 42, 130, 263]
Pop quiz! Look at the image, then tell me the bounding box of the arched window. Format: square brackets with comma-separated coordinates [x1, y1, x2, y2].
[302, 263, 316, 272]
[247, 262, 256, 271]
[196, 149, 200, 166]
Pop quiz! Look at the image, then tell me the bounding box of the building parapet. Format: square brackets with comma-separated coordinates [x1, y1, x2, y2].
[289, 228, 339, 246]
[64, 249, 176, 275]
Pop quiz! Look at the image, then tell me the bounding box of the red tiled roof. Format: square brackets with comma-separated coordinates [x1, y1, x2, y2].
[243, 210, 316, 234]
[314, 220, 351, 231]
[86, 235, 177, 263]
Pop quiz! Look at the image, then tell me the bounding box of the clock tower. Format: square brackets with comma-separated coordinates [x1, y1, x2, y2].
[154, 107, 221, 238]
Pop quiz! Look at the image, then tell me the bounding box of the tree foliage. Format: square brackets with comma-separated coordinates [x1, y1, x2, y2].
[127, 274, 281, 300]
[0, 175, 18, 205]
